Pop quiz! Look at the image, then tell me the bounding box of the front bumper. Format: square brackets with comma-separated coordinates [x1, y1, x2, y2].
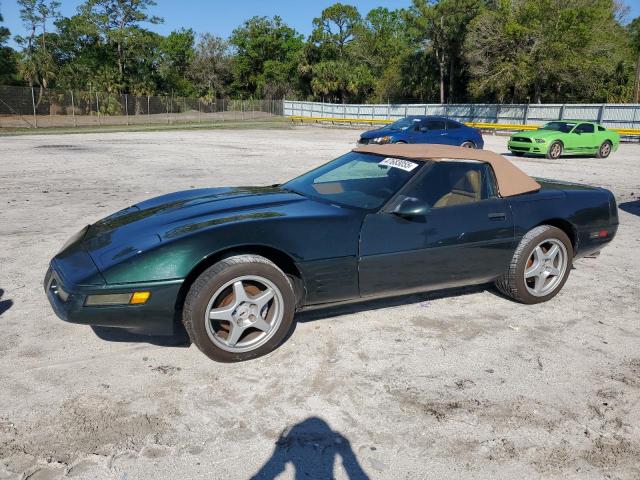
[44, 265, 182, 336]
[508, 140, 547, 154]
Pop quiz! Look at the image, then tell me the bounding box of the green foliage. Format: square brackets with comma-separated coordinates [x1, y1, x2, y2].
[3, 0, 639, 102]
[188, 33, 232, 98]
[465, 0, 635, 103]
[0, 12, 20, 84]
[230, 16, 304, 98]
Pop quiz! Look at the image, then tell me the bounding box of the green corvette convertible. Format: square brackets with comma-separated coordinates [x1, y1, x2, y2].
[508, 121, 620, 159]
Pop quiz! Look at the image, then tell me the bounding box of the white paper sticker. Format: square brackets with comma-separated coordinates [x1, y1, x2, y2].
[379, 157, 419, 172]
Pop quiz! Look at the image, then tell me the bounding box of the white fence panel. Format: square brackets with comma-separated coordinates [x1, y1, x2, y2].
[284, 100, 640, 130]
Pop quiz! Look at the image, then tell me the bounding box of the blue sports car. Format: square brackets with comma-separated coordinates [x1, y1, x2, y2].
[358, 115, 484, 149]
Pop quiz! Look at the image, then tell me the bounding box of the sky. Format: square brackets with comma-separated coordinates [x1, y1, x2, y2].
[1, 0, 639, 49]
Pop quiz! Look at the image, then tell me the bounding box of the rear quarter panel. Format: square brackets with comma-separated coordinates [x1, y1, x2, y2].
[508, 183, 617, 258]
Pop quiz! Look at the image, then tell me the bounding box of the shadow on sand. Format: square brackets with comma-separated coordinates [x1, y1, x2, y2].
[619, 200, 640, 218]
[250, 417, 370, 480]
[0, 289, 13, 316]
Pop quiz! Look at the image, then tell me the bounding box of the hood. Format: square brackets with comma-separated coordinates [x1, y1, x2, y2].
[82, 186, 305, 271]
[360, 126, 400, 140]
[511, 129, 559, 139]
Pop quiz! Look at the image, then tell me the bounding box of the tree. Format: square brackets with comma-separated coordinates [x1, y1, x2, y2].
[310, 3, 361, 60]
[157, 28, 195, 95]
[351, 7, 412, 101]
[230, 16, 304, 98]
[15, 0, 60, 89]
[0, 12, 19, 84]
[465, 0, 634, 103]
[78, 0, 162, 92]
[188, 33, 232, 98]
[629, 17, 640, 102]
[405, 0, 484, 103]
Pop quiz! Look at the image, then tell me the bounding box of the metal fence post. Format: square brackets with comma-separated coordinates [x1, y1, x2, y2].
[523, 103, 530, 125]
[166, 95, 169, 124]
[147, 95, 150, 122]
[125, 94, 129, 126]
[31, 87, 37, 128]
[70, 90, 77, 127]
[559, 104, 565, 120]
[598, 104, 606, 124]
[96, 92, 101, 125]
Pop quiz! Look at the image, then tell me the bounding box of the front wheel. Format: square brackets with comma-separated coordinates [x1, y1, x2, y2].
[546, 141, 563, 159]
[182, 255, 296, 362]
[495, 225, 573, 304]
[596, 140, 612, 159]
[460, 141, 476, 148]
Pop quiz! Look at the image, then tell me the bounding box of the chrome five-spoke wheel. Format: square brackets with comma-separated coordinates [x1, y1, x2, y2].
[524, 239, 568, 297]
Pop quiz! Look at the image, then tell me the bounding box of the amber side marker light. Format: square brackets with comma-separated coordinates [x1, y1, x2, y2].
[130, 291, 151, 304]
[85, 291, 151, 306]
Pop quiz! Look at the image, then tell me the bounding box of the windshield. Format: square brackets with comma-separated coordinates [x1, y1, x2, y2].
[283, 152, 423, 210]
[387, 116, 421, 131]
[540, 121, 577, 133]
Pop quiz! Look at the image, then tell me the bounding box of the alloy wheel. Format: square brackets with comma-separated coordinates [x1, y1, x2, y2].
[524, 239, 568, 297]
[204, 275, 284, 353]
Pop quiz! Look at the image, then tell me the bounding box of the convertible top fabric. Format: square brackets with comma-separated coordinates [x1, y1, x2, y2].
[353, 144, 541, 197]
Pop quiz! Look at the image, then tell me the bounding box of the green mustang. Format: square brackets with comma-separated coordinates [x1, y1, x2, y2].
[508, 121, 620, 159]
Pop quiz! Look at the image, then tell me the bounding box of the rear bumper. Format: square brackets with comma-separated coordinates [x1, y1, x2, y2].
[44, 266, 182, 336]
[574, 224, 618, 259]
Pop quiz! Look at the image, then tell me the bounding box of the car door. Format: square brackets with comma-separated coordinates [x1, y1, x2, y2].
[444, 120, 465, 145]
[358, 161, 515, 297]
[413, 119, 447, 144]
[568, 123, 598, 153]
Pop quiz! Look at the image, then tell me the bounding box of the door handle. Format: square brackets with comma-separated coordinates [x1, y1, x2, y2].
[440, 133, 448, 135]
[488, 212, 506, 220]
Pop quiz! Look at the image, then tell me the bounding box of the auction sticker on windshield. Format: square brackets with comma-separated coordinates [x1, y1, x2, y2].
[379, 157, 419, 172]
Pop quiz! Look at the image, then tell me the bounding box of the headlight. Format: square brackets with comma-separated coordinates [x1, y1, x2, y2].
[534, 138, 546, 143]
[371, 136, 392, 144]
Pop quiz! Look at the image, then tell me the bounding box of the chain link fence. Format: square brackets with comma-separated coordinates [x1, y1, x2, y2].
[0, 85, 284, 129]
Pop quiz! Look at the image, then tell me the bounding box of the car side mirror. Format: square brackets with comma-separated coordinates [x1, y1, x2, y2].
[393, 197, 430, 218]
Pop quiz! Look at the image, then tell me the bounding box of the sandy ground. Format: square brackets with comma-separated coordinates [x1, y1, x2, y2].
[0, 127, 639, 480]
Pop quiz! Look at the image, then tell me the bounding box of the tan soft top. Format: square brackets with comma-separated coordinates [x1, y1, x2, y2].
[353, 144, 541, 197]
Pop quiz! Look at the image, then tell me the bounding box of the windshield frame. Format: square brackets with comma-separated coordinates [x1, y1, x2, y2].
[282, 152, 427, 212]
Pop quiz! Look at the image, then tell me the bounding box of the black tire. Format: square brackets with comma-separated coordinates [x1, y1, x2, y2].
[182, 254, 296, 362]
[512, 151, 525, 156]
[495, 225, 573, 304]
[546, 141, 563, 159]
[394, 140, 407, 144]
[460, 141, 476, 148]
[596, 140, 612, 159]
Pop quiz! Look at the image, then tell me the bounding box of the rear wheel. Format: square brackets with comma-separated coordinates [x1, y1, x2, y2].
[596, 140, 612, 159]
[496, 225, 573, 304]
[546, 141, 563, 159]
[183, 255, 296, 362]
[460, 141, 476, 148]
